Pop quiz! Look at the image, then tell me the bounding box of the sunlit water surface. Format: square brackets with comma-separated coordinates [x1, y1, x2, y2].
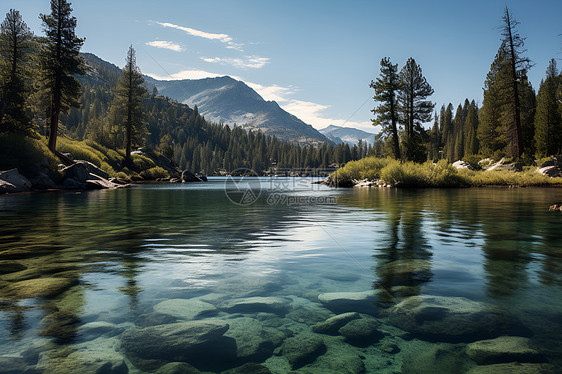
[0, 178, 561, 373]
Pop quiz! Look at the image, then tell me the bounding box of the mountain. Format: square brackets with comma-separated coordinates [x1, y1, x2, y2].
[80, 53, 331, 145]
[143, 75, 331, 145]
[319, 125, 377, 146]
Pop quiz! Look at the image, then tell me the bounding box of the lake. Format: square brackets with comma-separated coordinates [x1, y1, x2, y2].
[0, 178, 561, 373]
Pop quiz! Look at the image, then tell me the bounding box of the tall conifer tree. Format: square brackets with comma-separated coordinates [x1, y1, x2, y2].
[500, 7, 532, 158]
[398, 57, 434, 162]
[0, 9, 33, 132]
[371, 57, 401, 159]
[39, 0, 85, 151]
[109, 45, 148, 164]
[534, 59, 562, 157]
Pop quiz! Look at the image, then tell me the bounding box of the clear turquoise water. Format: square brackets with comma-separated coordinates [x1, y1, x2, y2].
[0, 179, 561, 373]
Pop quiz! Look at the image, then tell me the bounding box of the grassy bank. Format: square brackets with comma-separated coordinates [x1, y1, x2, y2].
[332, 157, 562, 187]
[0, 133, 170, 181]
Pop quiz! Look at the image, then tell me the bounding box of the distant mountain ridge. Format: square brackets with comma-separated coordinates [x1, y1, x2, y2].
[143, 75, 331, 145]
[80, 52, 331, 145]
[319, 124, 377, 146]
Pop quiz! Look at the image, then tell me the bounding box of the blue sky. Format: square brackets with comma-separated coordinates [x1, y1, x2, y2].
[4, 0, 561, 133]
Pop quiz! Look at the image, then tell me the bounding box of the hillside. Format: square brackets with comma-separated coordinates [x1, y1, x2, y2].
[143, 75, 332, 145]
[79, 53, 331, 145]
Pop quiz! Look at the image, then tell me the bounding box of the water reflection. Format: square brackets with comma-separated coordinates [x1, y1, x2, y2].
[0, 182, 561, 371]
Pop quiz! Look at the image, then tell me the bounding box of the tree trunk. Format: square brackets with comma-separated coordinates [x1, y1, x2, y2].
[48, 3, 63, 152]
[390, 98, 401, 160]
[505, 11, 523, 158]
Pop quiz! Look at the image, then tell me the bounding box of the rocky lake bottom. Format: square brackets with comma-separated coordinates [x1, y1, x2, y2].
[1, 179, 561, 373]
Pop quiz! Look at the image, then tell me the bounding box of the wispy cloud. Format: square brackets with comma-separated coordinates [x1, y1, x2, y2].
[156, 21, 242, 50]
[246, 83, 296, 102]
[146, 69, 225, 81]
[281, 99, 374, 132]
[201, 55, 270, 69]
[146, 40, 183, 52]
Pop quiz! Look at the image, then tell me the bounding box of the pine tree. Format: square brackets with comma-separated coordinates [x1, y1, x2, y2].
[478, 47, 510, 155]
[0, 9, 33, 132]
[500, 7, 533, 158]
[534, 59, 562, 157]
[39, 0, 85, 151]
[463, 101, 479, 156]
[109, 45, 148, 163]
[398, 57, 435, 162]
[442, 104, 454, 160]
[429, 112, 440, 160]
[371, 57, 401, 159]
[452, 104, 465, 161]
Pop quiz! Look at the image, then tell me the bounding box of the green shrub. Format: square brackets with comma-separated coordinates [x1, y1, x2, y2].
[0, 133, 60, 178]
[140, 166, 169, 180]
[331, 156, 562, 188]
[130, 154, 156, 172]
[115, 172, 132, 182]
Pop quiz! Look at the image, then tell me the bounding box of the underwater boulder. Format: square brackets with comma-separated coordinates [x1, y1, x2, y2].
[385, 295, 515, 343]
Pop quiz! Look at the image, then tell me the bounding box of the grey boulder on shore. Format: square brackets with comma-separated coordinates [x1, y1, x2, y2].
[0, 169, 32, 193]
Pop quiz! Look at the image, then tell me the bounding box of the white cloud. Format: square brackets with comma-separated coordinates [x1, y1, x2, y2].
[201, 55, 270, 69]
[156, 22, 231, 42]
[156, 21, 243, 50]
[281, 99, 374, 132]
[246, 83, 295, 102]
[146, 69, 225, 81]
[146, 40, 183, 52]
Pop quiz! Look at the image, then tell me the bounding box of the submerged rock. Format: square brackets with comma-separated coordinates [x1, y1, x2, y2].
[121, 321, 235, 371]
[223, 317, 283, 362]
[135, 312, 178, 328]
[153, 299, 218, 320]
[466, 336, 544, 365]
[385, 295, 514, 342]
[222, 363, 271, 374]
[155, 362, 202, 374]
[402, 343, 475, 374]
[281, 333, 326, 369]
[338, 318, 384, 346]
[219, 297, 290, 315]
[0, 357, 32, 374]
[467, 362, 554, 374]
[36, 336, 127, 374]
[312, 312, 361, 335]
[317, 290, 377, 315]
[2, 277, 78, 299]
[377, 259, 433, 285]
[214, 275, 281, 298]
[79, 321, 119, 340]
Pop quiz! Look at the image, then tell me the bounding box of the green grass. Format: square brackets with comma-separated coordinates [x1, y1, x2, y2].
[57, 137, 121, 177]
[333, 156, 562, 187]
